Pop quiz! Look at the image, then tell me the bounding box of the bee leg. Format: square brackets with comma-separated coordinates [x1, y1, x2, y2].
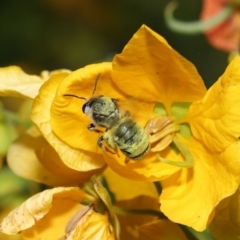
[122, 110, 130, 118]
[112, 98, 118, 104]
[97, 136, 115, 154]
[88, 123, 103, 133]
[124, 158, 130, 164]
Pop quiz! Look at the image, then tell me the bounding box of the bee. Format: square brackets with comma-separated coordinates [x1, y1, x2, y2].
[63, 74, 150, 160]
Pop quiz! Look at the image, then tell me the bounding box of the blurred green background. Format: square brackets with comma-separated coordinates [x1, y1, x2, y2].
[0, 0, 229, 88]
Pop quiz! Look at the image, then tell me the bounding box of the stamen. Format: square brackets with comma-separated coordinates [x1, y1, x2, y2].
[150, 123, 179, 143]
[151, 135, 173, 152]
[158, 136, 194, 168]
[146, 116, 193, 167]
[59, 204, 93, 240]
[65, 205, 92, 234]
[145, 116, 174, 134]
[146, 116, 178, 152]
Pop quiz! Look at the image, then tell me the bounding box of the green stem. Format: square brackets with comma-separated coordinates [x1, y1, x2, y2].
[113, 206, 167, 219]
[158, 136, 194, 168]
[80, 198, 94, 206]
[164, 1, 233, 34]
[178, 225, 200, 240]
[82, 185, 99, 199]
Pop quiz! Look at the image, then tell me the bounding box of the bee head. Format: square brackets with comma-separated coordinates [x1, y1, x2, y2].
[64, 74, 120, 129]
[82, 98, 96, 115]
[83, 96, 120, 128]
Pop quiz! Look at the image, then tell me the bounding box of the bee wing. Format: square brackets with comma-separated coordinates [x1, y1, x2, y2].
[116, 97, 152, 127]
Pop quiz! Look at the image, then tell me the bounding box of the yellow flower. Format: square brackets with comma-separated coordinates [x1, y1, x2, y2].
[103, 167, 159, 201]
[104, 168, 187, 240]
[0, 168, 186, 240]
[116, 196, 187, 240]
[7, 126, 104, 186]
[1, 25, 240, 232]
[209, 187, 240, 240]
[0, 67, 104, 186]
[47, 25, 240, 231]
[0, 66, 46, 99]
[116, 195, 187, 240]
[0, 209, 22, 240]
[0, 187, 115, 240]
[31, 70, 106, 172]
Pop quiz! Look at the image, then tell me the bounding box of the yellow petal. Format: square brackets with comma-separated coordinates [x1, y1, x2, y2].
[112, 25, 206, 111]
[228, 187, 240, 235]
[209, 188, 240, 240]
[104, 145, 184, 182]
[186, 55, 240, 152]
[0, 187, 92, 235]
[139, 219, 187, 240]
[35, 136, 106, 185]
[50, 62, 115, 153]
[31, 71, 105, 171]
[0, 66, 44, 99]
[51, 62, 150, 152]
[0, 232, 22, 240]
[0, 209, 22, 240]
[117, 195, 172, 240]
[40, 69, 71, 81]
[64, 209, 115, 240]
[103, 167, 158, 201]
[160, 137, 240, 231]
[7, 126, 99, 186]
[117, 195, 159, 239]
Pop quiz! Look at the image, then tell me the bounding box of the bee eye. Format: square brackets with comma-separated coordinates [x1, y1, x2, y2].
[82, 103, 91, 114]
[82, 103, 87, 113]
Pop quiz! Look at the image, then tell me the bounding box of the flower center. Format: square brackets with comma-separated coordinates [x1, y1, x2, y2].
[147, 102, 194, 168]
[145, 116, 179, 152]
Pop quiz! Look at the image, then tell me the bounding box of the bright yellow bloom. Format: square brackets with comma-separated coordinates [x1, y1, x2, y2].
[103, 167, 159, 201]
[0, 209, 22, 240]
[31, 70, 106, 172]
[104, 168, 187, 240]
[47, 25, 240, 231]
[117, 196, 187, 240]
[7, 126, 104, 186]
[1, 25, 240, 232]
[0, 67, 104, 185]
[0, 66, 45, 99]
[0, 187, 115, 240]
[0, 168, 186, 240]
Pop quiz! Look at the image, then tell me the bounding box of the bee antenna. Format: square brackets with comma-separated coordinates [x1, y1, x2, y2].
[63, 94, 86, 100]
[92, 73, 101, 96]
